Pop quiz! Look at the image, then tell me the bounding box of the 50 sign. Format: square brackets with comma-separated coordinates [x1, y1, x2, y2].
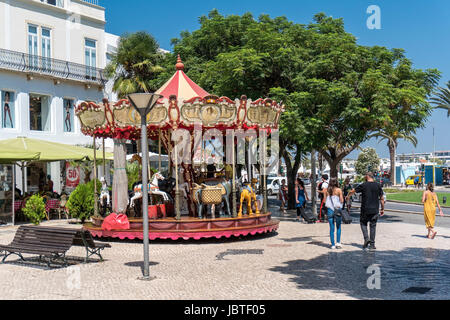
[66, 162, 80, 188]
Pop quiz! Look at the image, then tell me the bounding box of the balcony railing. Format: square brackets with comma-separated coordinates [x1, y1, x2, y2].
[0, 48, 106, 86]
[79, 0, 99, 6]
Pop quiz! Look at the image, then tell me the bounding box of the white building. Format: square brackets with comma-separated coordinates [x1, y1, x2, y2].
[0, 0, 119, 195]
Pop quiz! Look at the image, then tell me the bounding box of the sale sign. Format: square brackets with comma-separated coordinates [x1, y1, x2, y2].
[66, 162, 80, 188]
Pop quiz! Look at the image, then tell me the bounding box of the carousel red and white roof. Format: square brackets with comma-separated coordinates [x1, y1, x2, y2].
[156, 55, 210, 100]
[75, 55, 285, 140]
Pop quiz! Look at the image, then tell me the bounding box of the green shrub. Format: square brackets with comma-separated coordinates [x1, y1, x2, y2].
[22, 195, 46, 225]
[126, 162, 140, 190]
[66, 179, 101, 223]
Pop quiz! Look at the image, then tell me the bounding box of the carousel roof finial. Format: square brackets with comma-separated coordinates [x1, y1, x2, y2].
[176, 54, 184, 71]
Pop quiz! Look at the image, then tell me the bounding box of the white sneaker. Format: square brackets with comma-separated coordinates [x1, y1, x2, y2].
[336, 243, 342, 249]
[331, 245, 336, 249]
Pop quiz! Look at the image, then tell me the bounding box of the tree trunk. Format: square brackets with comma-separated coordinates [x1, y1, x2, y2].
[321, 145, 360, 181]
[388, 141, 396, 185]
[112, 139, 129, 214]
[330, 161, 339, 180]
[282, 143, 303, 210]
[311, 150, 317, 217]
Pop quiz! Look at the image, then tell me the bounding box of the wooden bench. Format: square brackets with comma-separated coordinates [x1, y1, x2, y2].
[72, 230, 111, 262]
[0, 226, 78, 268]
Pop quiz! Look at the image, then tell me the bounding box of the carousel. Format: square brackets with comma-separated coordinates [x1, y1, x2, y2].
[76, 56, 284, 240]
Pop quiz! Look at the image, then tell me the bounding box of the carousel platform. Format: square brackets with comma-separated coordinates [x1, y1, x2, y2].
[84, 213, 279, 241]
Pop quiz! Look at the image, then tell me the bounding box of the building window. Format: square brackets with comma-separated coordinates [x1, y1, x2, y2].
[85, 39, 97, 79]
[63, 99, 74, 133]
[1, 91, 15, 129]
[29, 94, 51, 131]
[40, 0, 64, 8]
[41, 28, 51, 71]
[28, 25, 38, 69]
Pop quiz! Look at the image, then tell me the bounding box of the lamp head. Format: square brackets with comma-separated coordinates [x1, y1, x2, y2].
[128, 93, 163, 116]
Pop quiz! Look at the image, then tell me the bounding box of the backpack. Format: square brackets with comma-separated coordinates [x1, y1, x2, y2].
[318, 182, 324, 199]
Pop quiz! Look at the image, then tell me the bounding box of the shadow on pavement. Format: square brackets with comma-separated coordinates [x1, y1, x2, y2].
[269, 247, 450, 299]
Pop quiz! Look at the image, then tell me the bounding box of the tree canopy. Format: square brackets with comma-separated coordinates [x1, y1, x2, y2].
[106, 31, 165, 98]
[355, 147, 380, 176]
[159, 10, 440, 180]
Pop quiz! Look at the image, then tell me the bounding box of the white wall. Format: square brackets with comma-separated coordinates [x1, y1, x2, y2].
[0, 71, 102, 144]
[1, 0, 106, 67]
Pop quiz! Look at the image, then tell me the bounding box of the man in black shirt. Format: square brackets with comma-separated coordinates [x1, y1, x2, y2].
[347, 172, 385, 250]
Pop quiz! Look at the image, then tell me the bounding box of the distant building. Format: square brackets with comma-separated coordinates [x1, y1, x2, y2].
[434, 151, 450, 163]
[396, 152, 433, 163]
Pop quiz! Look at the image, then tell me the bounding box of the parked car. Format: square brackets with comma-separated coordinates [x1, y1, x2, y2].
[405, 175, 422, 187]
[267, 177, 287, 196]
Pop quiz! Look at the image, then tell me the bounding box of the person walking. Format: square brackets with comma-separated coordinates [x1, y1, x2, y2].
[422, 183, 444, 239]
[342, 177, 352, 213]
[279, 179, 288, 214]
[318, 174, 329, 222]
[325, 178, 344, 249]
[295, 178, 309, 222]
[347, 172, 384, 251]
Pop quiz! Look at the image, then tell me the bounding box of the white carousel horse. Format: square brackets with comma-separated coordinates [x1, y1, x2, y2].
[99, 177, 110, 207]
[129, 172, 170, 208]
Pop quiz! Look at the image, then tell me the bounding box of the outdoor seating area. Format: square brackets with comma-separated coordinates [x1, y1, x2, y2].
[0, 225, 110, 269]
[0, 137, 113, 226]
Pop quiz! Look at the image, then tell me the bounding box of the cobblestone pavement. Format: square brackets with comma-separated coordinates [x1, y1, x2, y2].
[0, 208, 449, 300]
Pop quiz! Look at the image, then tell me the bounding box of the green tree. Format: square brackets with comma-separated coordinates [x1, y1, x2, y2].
[355, 148, 380, 176]
[166, 10, 440, 208]
[105, 31, 165, 98]
[430, 81, 450, 116]
[369, 129, 418, 185]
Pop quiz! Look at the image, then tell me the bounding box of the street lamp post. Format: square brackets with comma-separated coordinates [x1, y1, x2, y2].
[128, 92, 163, 280]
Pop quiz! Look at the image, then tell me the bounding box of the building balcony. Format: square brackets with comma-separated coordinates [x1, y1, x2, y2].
[0, 48, 106, 87]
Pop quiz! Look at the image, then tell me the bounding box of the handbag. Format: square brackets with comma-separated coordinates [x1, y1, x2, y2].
[330, 196, 342, 217]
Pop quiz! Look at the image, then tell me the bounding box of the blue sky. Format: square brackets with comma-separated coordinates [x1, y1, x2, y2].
[101, 0, 450, 159]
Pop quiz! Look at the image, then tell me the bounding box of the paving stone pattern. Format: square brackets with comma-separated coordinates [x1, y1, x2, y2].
[0, 209, 449, 300]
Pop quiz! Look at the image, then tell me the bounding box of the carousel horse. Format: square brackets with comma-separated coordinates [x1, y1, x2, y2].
[99, 177, 110, 216]
[129, 172, 170, 208]
[193, 179, 232, 219]
[238, 179, 260, 217]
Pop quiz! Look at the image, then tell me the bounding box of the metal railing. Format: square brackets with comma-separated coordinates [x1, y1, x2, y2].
[0, 48, 106, 86]
[79, 0, 99, 6]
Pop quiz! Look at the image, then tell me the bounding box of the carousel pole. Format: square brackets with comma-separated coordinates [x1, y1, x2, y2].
[93, 136, 98, 217]
[262, 130, 268, 214]
[158, 129, 161, 173]
[168, 131, 173, 177]
[102, 137, 106, 176]
[175, 141, 180, 220]
[232, 130, 237, 217]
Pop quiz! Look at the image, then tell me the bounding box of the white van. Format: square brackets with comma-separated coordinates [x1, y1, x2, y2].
[267, 177, 287, 196]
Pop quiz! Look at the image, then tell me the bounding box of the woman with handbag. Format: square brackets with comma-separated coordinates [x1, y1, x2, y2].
[325, 178, 344, 249]
[295, 178, 309, 222]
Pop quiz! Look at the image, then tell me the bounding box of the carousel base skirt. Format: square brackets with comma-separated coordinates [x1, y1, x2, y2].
[83, 213, 279, 241]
